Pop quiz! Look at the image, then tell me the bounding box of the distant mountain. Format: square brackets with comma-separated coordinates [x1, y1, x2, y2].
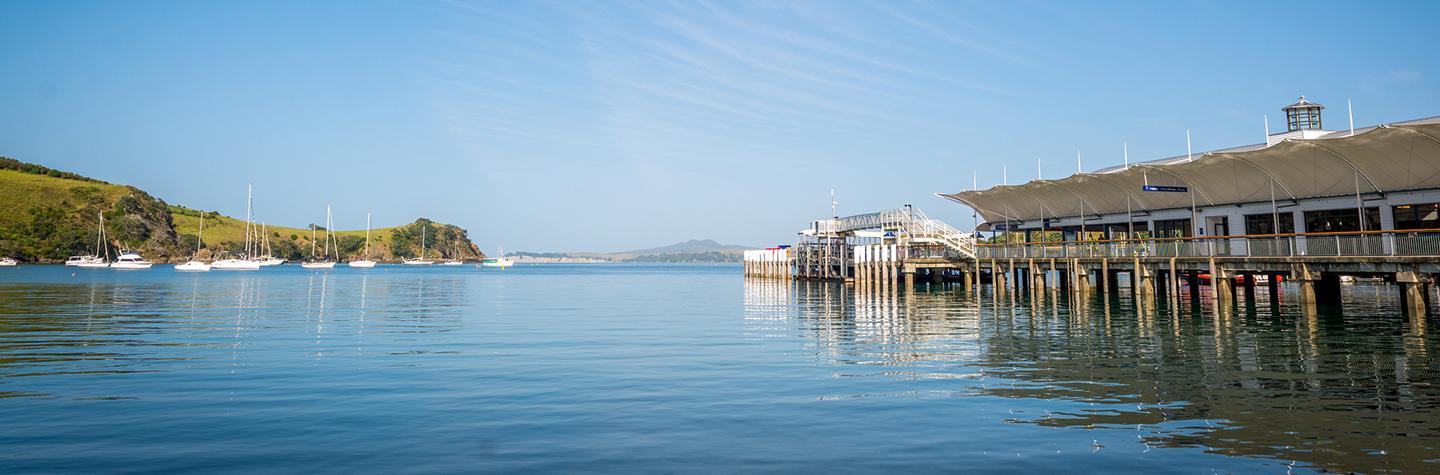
[516, 239, 754, 263]
[615, 239, 751, 256]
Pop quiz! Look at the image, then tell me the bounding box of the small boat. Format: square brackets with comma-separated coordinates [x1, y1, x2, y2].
[401, 225, 434, 265]
[176, 217, 212, 272]
[302, 204, 338, 269]
[440, 259, 464, 266]
[348, 212, 377, 268]
[480, 246, 514, 268]
[215, 186, 261, 270]
[0, 258, 17, 267]
[110, 250, 154, 270]
[213, 257, 261, 270]
[252, 222, 285, 266]
[73, 212, 112, 268]
[66, 255, 106, 267]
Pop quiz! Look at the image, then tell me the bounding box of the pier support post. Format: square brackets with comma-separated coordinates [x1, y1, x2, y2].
[1397, 271, 1431, 318]
[904, 271, 915, 290]
[930, 268, 943, 285]
[1098, 258, 1109, 294]
[1293, 264, 1319, 311]
[1138, 265, 1156, 301]
[962, 269, 973, 293]
[1241, 273, 1256, 306]
[1073, 260, 1091, 295]
[1168, 258, 1179, 299]
[1317, 273, 1343, 307]
[1209, 258, 1233, 309]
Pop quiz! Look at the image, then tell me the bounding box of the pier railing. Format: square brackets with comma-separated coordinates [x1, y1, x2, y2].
[975, 228, 1440, 259]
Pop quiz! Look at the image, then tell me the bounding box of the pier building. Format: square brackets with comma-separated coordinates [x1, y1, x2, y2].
[745, 96, 1440, 319]
[940, 97, 1440, 315]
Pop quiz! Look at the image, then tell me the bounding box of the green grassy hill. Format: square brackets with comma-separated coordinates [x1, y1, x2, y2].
[0, 157, 483, 263]
[0, 159, 185, 261]
[170, 208, 483, 262]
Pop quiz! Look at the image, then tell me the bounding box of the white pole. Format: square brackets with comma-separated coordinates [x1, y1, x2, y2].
[1076, 150, 1082, 173]
[1037, 158, 1042, 180]
[1123, 142, 1129, 169]
[1271, 181, 1279, 234]
[830, 188, 836, 219]
[1003, 165, 1008, 186]
[1355, 171, 1364, 232]
[972, 170, 977, 191]
[1186, 129, 1193, 162]
[1263, 114, 1271, 146]
[1348, 98, 1355, 136]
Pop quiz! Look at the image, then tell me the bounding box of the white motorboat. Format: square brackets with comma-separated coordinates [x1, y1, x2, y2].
[175, 261, 211, 271]
[256, 257, 285, 266]
[440, 260, 463, 266]
[401, 225, 434, 265]
[0, 258, 16, 267]
[110, 250, 153, 270]
[480, 246, 514, 268]
[73, 212, 112, 268]
[348, 212, 378, 268]
[176, 217, 211, 271]
[302, 204, 339, 269]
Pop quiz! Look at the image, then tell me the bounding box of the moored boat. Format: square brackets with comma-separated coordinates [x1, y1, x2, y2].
[302, 204, 339, 269]
[401, 225, 434, 265]
[176, 216, 211, 271]
[110, 250, 153, 270]
[348, 212, 377, 268]
[480, 246, 514, 268]
[0, 257, 17, 267]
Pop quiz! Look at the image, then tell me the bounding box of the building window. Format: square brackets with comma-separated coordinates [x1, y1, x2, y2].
[1393, 203, 1440, 230]
[1304, 208, 1381, 233]
[1244, 213, 1295, 235]
[1152, 219, 1191, 238]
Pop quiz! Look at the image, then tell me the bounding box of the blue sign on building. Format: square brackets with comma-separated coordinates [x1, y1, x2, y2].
[1143, 185, 1188, 193]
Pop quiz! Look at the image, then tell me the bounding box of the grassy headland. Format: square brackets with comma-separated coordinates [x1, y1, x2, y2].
[0, 156, 483, 263]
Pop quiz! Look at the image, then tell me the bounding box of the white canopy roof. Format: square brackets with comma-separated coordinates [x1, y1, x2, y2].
[940, 117, 1440, 225]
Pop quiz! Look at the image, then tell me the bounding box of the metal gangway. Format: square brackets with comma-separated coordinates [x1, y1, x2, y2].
[809, 206, 976, 260]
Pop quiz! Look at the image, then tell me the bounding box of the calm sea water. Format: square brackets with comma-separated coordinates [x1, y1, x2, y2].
[1, 264, 1437, 473]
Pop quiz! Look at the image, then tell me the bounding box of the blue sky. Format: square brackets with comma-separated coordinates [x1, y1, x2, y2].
[2, 0, 1437, 251]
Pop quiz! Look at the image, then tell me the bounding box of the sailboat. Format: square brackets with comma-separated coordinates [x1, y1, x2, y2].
[73, 212, 112, 268]
[213, 185, 261, 270]
[480, 246, 514, 268]
[301, 205, 338, 269]
[253, 222, 285, 266]
[0, 258, 16, 267]
[176, 216, 212, 271]
[68, 212, 110, 268]
[348, 212, 377, 268]
[401, 225, 434, 265]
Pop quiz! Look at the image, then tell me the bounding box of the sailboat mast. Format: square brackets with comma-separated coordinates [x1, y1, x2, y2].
[365, 212, 371, 257]
[324, 204, 334, 260]
[245, 185, 254, 258]
[197, 216, 204, 256]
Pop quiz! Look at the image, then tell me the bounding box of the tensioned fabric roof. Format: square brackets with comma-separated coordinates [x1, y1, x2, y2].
[939, 117, 1440, 225]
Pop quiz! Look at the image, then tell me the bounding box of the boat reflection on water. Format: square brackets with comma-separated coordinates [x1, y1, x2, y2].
[743, 277, 1438, 473]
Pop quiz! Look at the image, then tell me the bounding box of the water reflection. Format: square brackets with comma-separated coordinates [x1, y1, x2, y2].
[746, 278, 1440, 473]
[0, 269, 473, 397]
